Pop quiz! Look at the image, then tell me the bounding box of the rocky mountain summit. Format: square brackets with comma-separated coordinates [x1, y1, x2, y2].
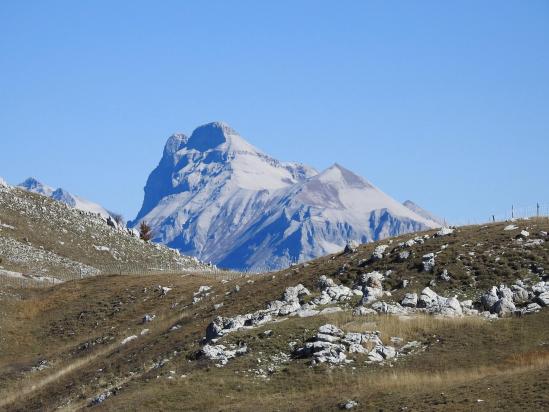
[131, 122, 440, 270]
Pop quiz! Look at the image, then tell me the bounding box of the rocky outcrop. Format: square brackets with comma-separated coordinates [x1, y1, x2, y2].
[479, 281, 549, 316]
[435, 227, 454, 237]
[313, 276, 356, 305]
[293, 324, 398, 366]
[417, 287, 462, 316]
[372, 245, 389, 260]
[200, 344, 248, 366]
[401, 293, 418, 308]
[357, 271, 384, 305]
[205, 284, 311, 341]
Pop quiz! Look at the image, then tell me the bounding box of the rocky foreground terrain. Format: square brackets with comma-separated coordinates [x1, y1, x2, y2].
[0, 218, 548, 411]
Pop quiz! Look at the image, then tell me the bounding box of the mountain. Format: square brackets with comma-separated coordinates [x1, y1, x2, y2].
[131, 122, 440, 270]
[403, 200, 446, 226]
[18, 177, 54, 196]
[217, 164, 439, 270]
[18, 177, 114, 219]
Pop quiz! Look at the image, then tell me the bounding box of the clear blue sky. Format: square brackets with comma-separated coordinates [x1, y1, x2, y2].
[1, 1, 548, 223]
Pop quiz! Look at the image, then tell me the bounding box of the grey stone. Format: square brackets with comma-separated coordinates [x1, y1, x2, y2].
[492, 298, 516, 317]
[422, 253, 436, 272]
[537, 291, 549, 306]
[401, 293, 418, 308]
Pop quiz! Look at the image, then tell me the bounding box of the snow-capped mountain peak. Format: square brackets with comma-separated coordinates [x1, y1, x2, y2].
[19, 177, 54, 196]
[185, 121, 261, 155]
[18, 178, 113, 219]
[132, 122, 317, 224]
[51, 188, 77, 207]
[132, 122, 441, 271]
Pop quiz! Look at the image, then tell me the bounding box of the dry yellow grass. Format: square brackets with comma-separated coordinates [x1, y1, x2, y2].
[322, 312, 488, 343]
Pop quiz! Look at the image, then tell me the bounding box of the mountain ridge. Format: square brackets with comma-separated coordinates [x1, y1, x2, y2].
[131, 122, 441, 270]
[18, 177, 114, 220]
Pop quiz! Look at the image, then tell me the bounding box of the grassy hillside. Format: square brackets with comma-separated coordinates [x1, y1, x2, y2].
[0, 184, 209, 283]
[0, 218, 548, 411]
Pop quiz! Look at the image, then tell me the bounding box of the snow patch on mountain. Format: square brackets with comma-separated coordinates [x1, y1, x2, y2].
[132, 122, 440, 270]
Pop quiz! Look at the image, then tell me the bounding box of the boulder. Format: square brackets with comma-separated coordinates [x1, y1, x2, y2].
[352, 306, 377, 316]
[142, 314, 155, 323]
[524, 239, 545, 247]
[418, 288, 462, 316]
[422, 253, 436, 272]
[497, 285, 513, 301]
[367, 344, 396, 362]
[492, 298, 516, 317]
[532, 282, 548, 295]
[282, 284, 311, 302]
[401, 293, 418, 308]
[398, 251, 410, 261]
[340, 400, 359, 410]
[439, 269, 451, 282]
[418, 287, 439, 308]
[201, 344, 248, 366]
[522, 302, 542, 315]
[361, 286, 383, 305]
[121, 335, 137, 345]
[344, 240, 359, 254]
[511, 285, 530, 304]
[372, 245, 388, 260]
[537, 291, 549, 306]
[480, 287, 499, 311]
[371, 301, 408, 315]
[318, 275, 337, 289]
[435, 227, 454, 237]
[314, 278, 354, 305]
[439, 297, 463, 317]
[318, 324, 344, 337]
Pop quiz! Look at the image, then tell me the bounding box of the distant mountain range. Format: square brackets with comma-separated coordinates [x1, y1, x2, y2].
[18, 177, 114, 220]
[130, 122, 441, 270]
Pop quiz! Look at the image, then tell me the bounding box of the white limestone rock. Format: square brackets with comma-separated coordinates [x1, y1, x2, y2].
[372, 245, 389, 260]
[201, 344, 248, 366]
[422, 253, 436, 272]
[401, 293, 418, 308]
[537, 291, 549, 307]
[492, 298, 516, 317]
[435, 227, 454, 237]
